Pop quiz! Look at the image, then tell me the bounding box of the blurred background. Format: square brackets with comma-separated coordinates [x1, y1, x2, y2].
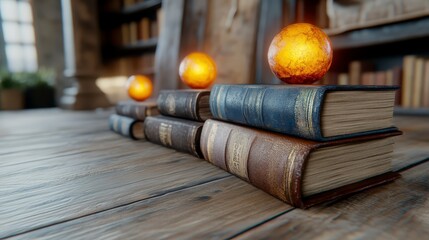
[1, 0, 428, 111]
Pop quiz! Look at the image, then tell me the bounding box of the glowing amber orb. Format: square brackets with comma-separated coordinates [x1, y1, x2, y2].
[179, 52, 217, 89]
[268, 23, 333, 84]
[126, 75, 153, 101]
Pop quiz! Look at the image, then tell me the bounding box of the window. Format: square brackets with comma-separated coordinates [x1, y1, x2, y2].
[0, 0, 37, 72]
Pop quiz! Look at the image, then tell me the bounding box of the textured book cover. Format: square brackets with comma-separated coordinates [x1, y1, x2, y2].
[115, 101, 159, 120]
[144, 115, 204, 158]
[200, 119, 401, 208]
[157, 90, 212, 122]
[109, 114, 145, 140]
[210, 84, 398, 141]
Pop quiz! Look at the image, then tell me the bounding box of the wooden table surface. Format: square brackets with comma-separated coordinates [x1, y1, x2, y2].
[1, 109, 428, 239]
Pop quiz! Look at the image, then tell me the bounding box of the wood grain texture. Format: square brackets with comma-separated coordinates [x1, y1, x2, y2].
[178, 0, 208, 89]
[203, 0, 260, 85]
[153, 0, 185, 95]
[1, 110, 428, 239]
[235, 160, 429, 240]
[12, 177, 291, 240]
[0, 109, 229, 238]
[255, 0, 283, 84]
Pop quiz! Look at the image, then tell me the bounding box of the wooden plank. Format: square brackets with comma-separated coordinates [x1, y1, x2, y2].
[153, 0, 185, 95]
[178, 0, 208, 88]
[11, 177, 291, 239]
[235, 160, 429, 239]
[254, 0, 283, 84]
[203, 0, 260, 85]
[329, 16, 429, 50]
[0, 109, 230, 238]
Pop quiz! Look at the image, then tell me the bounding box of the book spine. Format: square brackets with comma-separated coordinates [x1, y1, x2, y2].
[200, 119, 310, 206]
[210, 85, 325, 140]
[402, 55, 416, 108]
[109, 114, 142, 140]
[144, 116, 204, 158]
[116, 104, 149, 120]
[423, 60, 429, 108]
[157, 91, 209, 121]
[412, 58, 425, 108]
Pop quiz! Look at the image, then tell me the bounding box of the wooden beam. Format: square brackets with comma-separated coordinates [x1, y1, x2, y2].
[153, 0, 185, 95]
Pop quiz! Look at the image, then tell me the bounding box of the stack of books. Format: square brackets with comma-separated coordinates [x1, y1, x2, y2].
[109, 84, 402, 208]
[144, 90, 212, 158]
[109, 101, 159, 140]
[199, 84, 401, 208]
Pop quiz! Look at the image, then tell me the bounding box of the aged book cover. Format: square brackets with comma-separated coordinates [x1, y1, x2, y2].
[144, 115, 204, 158]
[109, 114, 145, 140]
[200, 119, 401, 208]
[116, 101, 159, 120]
[210, 84, 398, 141]
[157, 90, 212, 122]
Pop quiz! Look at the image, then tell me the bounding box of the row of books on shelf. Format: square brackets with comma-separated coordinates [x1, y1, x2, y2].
[323, 55, 429, 109]
[106, 15, 160, 47]
[109, 85, 401, 208]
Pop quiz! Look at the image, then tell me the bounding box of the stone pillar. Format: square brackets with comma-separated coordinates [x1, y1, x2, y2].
[61, 0, 110, 110]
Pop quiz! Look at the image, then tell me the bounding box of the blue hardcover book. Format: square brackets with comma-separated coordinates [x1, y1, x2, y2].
[109, 114, 145, 140]
[210, 84, 399, 141]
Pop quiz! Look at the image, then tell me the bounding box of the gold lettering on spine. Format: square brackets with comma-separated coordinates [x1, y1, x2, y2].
[294, 89, 318, 138]
[165, 94, 175, 115]
[284, 147, 299, 203]
[206, 123, 218, 164]
[215, 86, 225, 119]
[226, 131, 255, 181]
[159, 123, 173, 146]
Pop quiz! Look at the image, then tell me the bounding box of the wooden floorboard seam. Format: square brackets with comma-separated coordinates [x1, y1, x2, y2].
[394, 156, 429, 172]
[227, 208, 296, 240]
[2, 175, 232, 239]
[229, 155, 429, 239]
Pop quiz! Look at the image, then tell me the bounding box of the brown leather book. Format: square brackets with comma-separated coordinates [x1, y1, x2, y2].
[116, 101, 159, 120]
[157, 90, 212, 122]
[200, 119, 401, 208]
[144, 116, 204, 158]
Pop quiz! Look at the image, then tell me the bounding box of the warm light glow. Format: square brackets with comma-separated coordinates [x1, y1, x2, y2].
[179, 52, 217, 89]
[268, 23, 333, 84]
[126, 75, 153, 101]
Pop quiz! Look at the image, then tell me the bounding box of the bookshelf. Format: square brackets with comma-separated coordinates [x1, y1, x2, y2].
[98, 0, 162, 60]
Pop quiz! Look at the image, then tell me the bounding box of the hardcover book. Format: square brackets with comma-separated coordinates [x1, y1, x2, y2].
[115, 101, 159, 120]
[144, 115, 204, 158]
[210, 84, 398, 141]
[109, 114, 145, 140]
[157, 90, 212, 122]
[200, 119, 401, 208]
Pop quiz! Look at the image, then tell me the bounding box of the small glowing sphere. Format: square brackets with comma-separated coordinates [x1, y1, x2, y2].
[126, 75, 153, 101]
[179, 52, 217, 89]
[268, 23, 333, 84]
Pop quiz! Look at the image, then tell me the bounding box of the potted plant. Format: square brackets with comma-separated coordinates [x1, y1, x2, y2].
[0, 71, 24, 110]
[20, 69, 56, 109]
